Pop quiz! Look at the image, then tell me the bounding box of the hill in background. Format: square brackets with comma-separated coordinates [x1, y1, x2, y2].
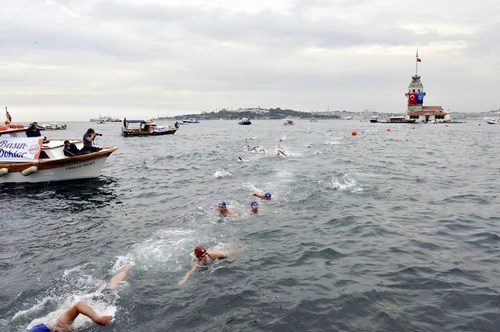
[155, 107, 500, 121]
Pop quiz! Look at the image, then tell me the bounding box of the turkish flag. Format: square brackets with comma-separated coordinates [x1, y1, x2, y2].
[408, 93, 417, 105]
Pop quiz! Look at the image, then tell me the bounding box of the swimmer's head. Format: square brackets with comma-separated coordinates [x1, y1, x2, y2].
[30, 324, 51, 332]
[250, 201, 258, 207]
[264, 192, 271, 199]
[194, 246, 207, 258]
[218, 201, 227, 208]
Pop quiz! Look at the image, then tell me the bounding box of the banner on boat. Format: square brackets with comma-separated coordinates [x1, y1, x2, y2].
[0, 137, 43, 162]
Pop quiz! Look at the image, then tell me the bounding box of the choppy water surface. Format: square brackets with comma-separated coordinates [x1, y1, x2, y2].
[2, 119, 499, 331]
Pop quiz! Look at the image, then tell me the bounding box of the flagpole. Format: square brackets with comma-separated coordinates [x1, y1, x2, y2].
[415, 49, 418, 76]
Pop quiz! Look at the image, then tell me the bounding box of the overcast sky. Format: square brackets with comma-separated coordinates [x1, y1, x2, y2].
[1, 0, 499, 121]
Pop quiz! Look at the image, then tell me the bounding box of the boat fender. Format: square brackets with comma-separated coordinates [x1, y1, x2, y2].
[0, 168, 8, 177]
[21, 166, 38, 176]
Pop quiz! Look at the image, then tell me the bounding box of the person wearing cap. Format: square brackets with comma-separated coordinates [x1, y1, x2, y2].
[178, 246, 227, 286]
[249, 200, 261, 214]
[28, 266, 132, 332]
[215, 201, 236, 216]
[248, 192, 275, 201]
[26, 122, 41, 137]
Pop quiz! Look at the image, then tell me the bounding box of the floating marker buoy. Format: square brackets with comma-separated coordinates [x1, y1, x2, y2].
[445, 124, 448, 127]
[0, 168, 8, 177]
[386, 128, 391, 132]
[21, 166, 38, 176]
[351, 130, 357, 136]
[412, 126, 416, 129]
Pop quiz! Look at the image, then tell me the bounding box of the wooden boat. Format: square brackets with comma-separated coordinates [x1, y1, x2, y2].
[0, 126, 117, 183]
[122, 120, 177, 136]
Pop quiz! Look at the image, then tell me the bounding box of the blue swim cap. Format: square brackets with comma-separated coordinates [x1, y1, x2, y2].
[250, 200, 258, 206]
[264, 192, 271, 199]
[219, 201, 226, 207]
[30, 324, 51, 332]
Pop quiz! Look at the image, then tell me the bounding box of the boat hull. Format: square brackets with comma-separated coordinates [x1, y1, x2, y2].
[0, 147, 117, 183]
[122, 130, 176, 136]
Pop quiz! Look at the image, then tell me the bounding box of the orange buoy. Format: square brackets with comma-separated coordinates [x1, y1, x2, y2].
[412, 126, 416, 129]
[386, 128, 391, 132]
[351, 130, 357, 136]
[445, 124, 448, 127]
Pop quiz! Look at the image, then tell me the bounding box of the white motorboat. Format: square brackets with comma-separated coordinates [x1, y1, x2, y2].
[43, 122, 67, 130]
[238, 118, 252, 125]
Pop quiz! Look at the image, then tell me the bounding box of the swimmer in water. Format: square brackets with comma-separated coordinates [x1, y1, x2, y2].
[29, 266, 132, 332]
[178, 246, 227, 286]
[248, 192, 275, 202]
[215, 201, 236, 216]
[277, 147, 287, 156]
[249, 200, 261, 214]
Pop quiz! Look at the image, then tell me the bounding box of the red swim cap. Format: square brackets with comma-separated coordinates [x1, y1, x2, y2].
[194, 246, 207, 258]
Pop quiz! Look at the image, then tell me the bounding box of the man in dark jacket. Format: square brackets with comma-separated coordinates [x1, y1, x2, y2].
[26, 122, 41, 137]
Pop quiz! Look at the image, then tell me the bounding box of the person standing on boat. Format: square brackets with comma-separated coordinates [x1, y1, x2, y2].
[26, 122, 41, 137]
[178, 246, 227, 286]
[81, 128, 102, 153]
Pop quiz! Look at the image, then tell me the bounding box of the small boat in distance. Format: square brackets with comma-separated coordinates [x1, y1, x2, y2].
[90, 116, 121, 122]
[43, 122, 67, 130]
[284, 119, 295, 126]
[238, 118, 251, 125]
[182, 118, 200, 124]
[486, 118, 498, 124]
[370, 116, 379, 123]
[122, 120, 177, 136]
[387, 116, 416, 123]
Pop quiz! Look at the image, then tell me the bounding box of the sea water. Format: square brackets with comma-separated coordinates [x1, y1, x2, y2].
[1, 119, 499, 331]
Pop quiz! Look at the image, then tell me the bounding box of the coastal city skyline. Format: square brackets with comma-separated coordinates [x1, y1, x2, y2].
[1, 0, 498, 121]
